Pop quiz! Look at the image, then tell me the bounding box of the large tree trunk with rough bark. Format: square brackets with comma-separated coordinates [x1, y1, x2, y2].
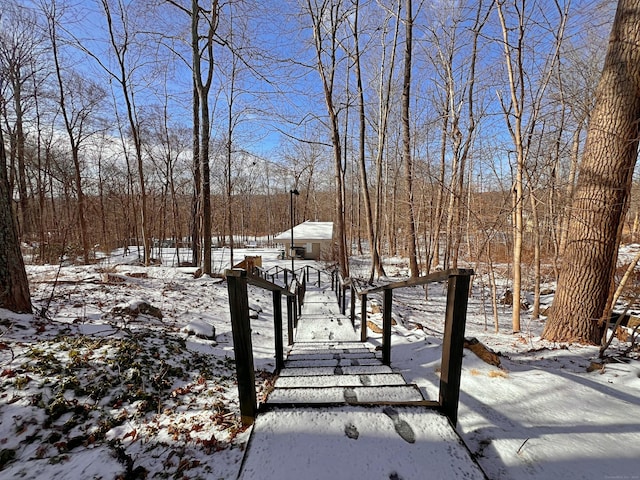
[543, 0, 640, 344]
[0, 127, 31, 313]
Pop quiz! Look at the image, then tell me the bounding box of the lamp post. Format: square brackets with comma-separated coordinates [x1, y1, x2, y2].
[289, 188, 299, 274]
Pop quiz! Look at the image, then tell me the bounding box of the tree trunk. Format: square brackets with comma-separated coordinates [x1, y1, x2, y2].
[0, 127, 31, 313]
[370, 2, 400, 281]
[401, 0, 419, 278]
[307, 0, 349, 278]
[191, 76, 201, 267]
[12, 75, 31, 239]
[497, 1, 525, 333]
[544, 0, 640, 344]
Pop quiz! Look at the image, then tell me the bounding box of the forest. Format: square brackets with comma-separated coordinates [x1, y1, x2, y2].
[2, 0, 640, 342]
[2, 2, 640, 478]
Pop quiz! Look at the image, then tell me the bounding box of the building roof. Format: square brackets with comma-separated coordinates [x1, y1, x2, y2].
[274, 221, 334, 241]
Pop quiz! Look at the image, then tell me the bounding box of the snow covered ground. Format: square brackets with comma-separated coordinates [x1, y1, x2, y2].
[0, 246, 639, 479]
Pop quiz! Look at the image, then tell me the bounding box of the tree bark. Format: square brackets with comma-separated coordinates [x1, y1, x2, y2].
[0, 126, 31, 313]
[401, 0, 419, 278]
[544, 0, 640, 344]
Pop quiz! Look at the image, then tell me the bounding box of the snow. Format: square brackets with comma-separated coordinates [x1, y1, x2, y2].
[1, 247, 639, 479]
[182, 319, 217, 340]
[273, 221, 334, 241]
[239, 407, 486, 480]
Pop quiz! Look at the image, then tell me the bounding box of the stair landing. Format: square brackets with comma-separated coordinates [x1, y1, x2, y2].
[239, 405, 486, 480]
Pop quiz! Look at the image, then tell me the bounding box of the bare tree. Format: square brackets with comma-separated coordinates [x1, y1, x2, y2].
[304, 0, 349, 277]
[78, 0, 153, 265]
[495, 0, 568, 332]
[44, 0, 106, 264]
[370, 1, 401, 280]
[349, 0, 385, 278]
[401, 0, 419, 277]
[0, 2, 44, 240]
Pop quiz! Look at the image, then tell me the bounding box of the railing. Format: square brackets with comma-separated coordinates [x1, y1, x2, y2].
[348, 268, 475, 425]
[227, 265, 473, 427]
[253, 264, 323, 290]
[226, 266, 324, 426]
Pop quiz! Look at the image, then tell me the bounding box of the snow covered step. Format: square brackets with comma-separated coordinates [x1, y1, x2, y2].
[292, 341, 373, 351]
[278, 366, 336, 376]
[286, 350, 376, 361]
[274, 373, 408, 389]
[341, 365, 394, 375]
[297, 315, 353, 326]
[294, 316, 359, 342]
[302, 291, 340, 302]
[301, 303, 342, 315]
[285, 357, 382, 368]
[266, 384, 425, 405]
[278, 364, 394, 377]
[239, 406, 487, 480]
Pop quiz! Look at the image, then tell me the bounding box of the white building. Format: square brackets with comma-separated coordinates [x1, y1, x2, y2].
[273, 221, 334, 260]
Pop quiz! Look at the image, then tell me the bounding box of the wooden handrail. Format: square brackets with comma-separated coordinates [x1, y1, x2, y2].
[356, 268, 474, 295]
[246, 272, 294, 296]
[226, 268, 304, 426]
[346, 268, 475, 426]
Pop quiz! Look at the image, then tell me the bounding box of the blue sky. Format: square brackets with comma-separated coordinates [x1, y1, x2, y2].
[13, 0, 616, 188]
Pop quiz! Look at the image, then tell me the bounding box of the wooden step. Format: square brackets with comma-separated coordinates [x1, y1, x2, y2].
[266, 384, 425, 405]
[274, 373, 408, 388]
[278, 364, 394, 377]
[291, 342, 373, 351]
[286, 350, 377, 361]
[238, 406, 488, 480]
[284, 357, 382, 368]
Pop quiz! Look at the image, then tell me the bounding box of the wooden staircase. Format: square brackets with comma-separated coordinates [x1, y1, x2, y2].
[263, 288, 427, 407]
[227, 268, 487, 479]
[267, 342, 426, 406]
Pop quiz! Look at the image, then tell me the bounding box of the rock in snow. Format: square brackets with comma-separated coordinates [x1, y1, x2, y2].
[182, 319, 216, 341]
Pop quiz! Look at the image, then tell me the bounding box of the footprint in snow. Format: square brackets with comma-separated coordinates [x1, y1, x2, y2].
[343, 387, 358, 404]
[344, 423, 359, 440]
[383, 406, 416, 444]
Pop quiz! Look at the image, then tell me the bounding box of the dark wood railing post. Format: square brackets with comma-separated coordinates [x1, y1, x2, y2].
[287, 295, 294, 345]
[301, 275, 306, 305]
[382, 288, 393, 365]
[296, 284, 302, 317]
[273, 290, 284, 372]
[439, 273, 472, 426]
[350, 284, 356, 327]
[317, 268, 321, 287]
[226, 269, 257, 426]
[341, 285, 347, 315]
[360, 293, 368, 341]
